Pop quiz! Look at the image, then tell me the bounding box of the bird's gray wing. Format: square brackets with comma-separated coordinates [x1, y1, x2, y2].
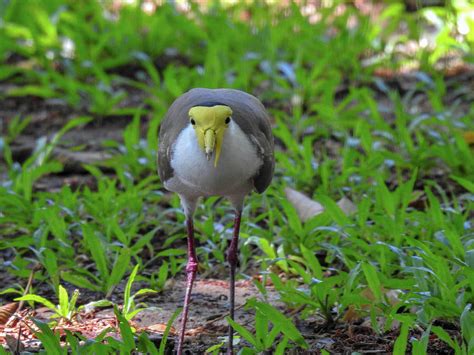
[157, 94, 190, 182]
[213, 89, 274, 193]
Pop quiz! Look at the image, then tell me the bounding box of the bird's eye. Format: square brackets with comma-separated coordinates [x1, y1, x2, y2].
[190, 119, 196, 125]
[225, 117, 231, 124]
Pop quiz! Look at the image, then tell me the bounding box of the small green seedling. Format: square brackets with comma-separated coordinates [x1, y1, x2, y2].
[16, 285, 79, 321]
[226, 298, 308, 353]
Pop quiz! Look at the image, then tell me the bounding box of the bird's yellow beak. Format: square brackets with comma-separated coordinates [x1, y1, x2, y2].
[188, 105, 232, 167]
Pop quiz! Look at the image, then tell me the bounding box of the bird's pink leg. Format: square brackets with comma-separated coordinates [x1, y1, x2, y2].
[177, 218, 198, 355]
[227, 210, 242, 355]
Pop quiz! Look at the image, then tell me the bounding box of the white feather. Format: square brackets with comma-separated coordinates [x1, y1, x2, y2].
[165, 121, 262, 201]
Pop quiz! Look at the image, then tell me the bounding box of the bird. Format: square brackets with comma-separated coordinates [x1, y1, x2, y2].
[157, 88, 274, 354]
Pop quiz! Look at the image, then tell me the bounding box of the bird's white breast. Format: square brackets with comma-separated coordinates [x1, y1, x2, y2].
[166, 122, 262, 198]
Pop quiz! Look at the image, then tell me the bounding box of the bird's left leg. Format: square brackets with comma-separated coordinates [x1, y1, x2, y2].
[177, 196, 198, 355]
[226, 208, 242, 355]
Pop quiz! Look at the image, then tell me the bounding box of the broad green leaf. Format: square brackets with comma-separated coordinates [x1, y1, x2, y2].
[451, 175, 474, 193]
[15, 294, 56, 311]
[205, 342, 225, 354]
[226, 316, 258, 348]
[68, 289, 80, 318]
[133, 288, 158, 297]
[265, 324, 282, 349]
[247, 299, 308, 348]
[32, 320, 63, 355]
[159, 308, 182, 355]
[361, 262, 382, 302]
[300, 244, 323, 279]
[412, 325, 431, 355]
[79, 300, 114, 311]
[432, 326, 458, 349]
[125, 308, 145, 321]
[393, 322, 409, 355]
[113, 305, 135, 352]
[254, 311, 266, 349]
[275, 336, 289, 355]
[58, 285, 69, 317]
[65, 330, 80, 355]
[460, 304, 474, 349]
[82, 224, 109, 281]
[61, 272, 101, 292]
[318, 195, 351, 226]
[156, 249, 186, 257]
[124, 264, 139, 313]
[108, 248, 131, 293]
[137, 332, 159, 354]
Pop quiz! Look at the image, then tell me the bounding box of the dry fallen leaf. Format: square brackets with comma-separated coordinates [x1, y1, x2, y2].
[464, 131, 474, 145]
[5, 334, 25, 353]
[146, 323, 176, 335]
[284, 187, 324, 222]
[285, 187, 357, 222]
[0, 303, 18, 325]
[343, 287, 402, 322]
[186, 326, 208, 336]
[361, 287, 402, 306]
[361, 317, 400, 332]
[342, 306, 360, 323]
[337, 196, 357, 215]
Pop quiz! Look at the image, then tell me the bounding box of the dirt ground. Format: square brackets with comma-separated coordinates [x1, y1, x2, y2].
[0, 276, 459, 353]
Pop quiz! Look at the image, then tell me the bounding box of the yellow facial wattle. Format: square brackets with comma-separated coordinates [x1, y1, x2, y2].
[188, 105, 232, 167]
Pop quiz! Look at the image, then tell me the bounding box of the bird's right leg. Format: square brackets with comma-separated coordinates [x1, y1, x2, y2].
[177, 197, 199, 355]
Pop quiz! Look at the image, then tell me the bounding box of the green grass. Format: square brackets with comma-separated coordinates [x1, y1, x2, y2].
[1, 0, 474, 353]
